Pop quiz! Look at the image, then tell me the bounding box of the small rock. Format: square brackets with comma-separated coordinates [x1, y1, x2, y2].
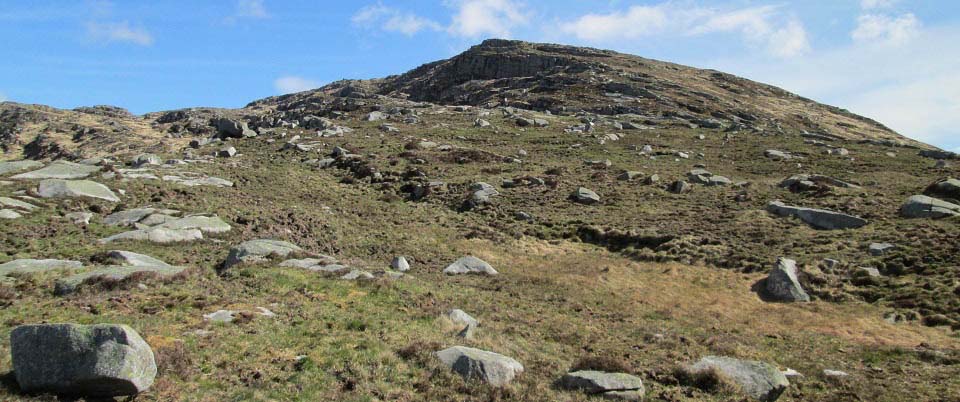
[868, 242, 897, 256]
[391, 256, 410, 271]
[444, 256, 497, 275]
[764, 258, 810, 302]
[572, 187, 601, 205]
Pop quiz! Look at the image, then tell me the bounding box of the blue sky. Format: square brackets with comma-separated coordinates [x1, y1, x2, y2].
[1, 1, 958, 150]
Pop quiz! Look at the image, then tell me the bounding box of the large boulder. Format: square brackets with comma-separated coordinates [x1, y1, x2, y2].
[435, 346, 523, 386]
[767, 201, 867, 230]
[764, 258, 810, 302]
[900, 195, 960, 219]
[924, 178, 960, 201]
[444, 256, 498, 275]
[222, 239, 302, 270]
[560, 370, 645, 401]
[687, 356, 789, 402]
[11, 323, 157, 396]
[215, 117, 256, 138]
[11, 161, 100, 180]
[37, 179, 120, 202]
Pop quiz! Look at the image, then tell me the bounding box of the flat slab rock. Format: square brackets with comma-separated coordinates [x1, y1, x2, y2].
[100, 227, 203, 244]
[0, 160, 44, 176]
[688, 356, 789, 402]
[222, 239, 302, 270]
[767, 201, 867, 230]
[162, 175, 234, 187]
[11, 161, 101, 180]
[0, 259, 83, 276]
[0, 209, 23, 219]
[55, 264, 186, 295]
[444, 256, 498, 275]
[11, 323, 157, 397]
[560, 370, 645, 400]
[435, 346, 523, 386]
[155, 215, 231, 233]
[38, 179, 120, 202]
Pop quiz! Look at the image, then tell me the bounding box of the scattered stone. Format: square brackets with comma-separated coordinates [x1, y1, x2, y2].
[100, 227, 203, 244]
[858, 267, 881, 277]
[156, 215, 231, 233]
[131, 153, 162, 167]
[103, 250, 172, 267]
[365, 111, 387, 121]
[65, 211, 94, 224]
[868, 243, 897, 256]
[217, 146, 237, 158]
[823, 370, 849, 378]
[446, 309, 479, 328]
[162, 175, 234, 187]
[0, 160, 44, 176]
[0, 259, 83, 276]
[0, 209, 22, 219]
[215, 117, 256, 138]
[12, 161, 101, 180]
[341, 269, 374, 280]
[435, 346, 523, 386]
[222, 239, 302, 270]
[572, 187, 600, 204]
[444, 256, 498, 275]
[767, 201, 868, 230]
[37, 179, 120, 202]
[924, 178, 960, 201]
[204, 310, 238, 323]
[474, 118, 490, 127]
[764, 258, 810, 302]
[11, 323, 156, 396]
[391, 256, 410, 271]
[899, 195, 960, 219]
[668, 180, 691, 194]
[560, 370, 645, 401]
[533, 118, 549, 127]
[764, 150, 796, 160]
[55, 263, 186, 295]
[687, 169, 731, 186]
[104, 208, 160, 227]
[687, 356, 789, 402]
[618, 171, 643, 181]
[644, 174, 660, 185]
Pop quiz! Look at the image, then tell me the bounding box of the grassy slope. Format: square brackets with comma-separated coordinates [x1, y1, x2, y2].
[0, 107, 957, 401]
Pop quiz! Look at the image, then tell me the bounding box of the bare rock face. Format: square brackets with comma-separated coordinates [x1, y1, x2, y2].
[11, 323, 157, 397]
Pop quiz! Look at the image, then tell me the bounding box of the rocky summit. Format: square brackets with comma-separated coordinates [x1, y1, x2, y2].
[0, 39, 957, 401]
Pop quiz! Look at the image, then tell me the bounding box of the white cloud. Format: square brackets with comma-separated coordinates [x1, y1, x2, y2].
[560, 4, 809, 58]
[224, 0, 269, 24]
[852, 13, 920, 45]
[860, 0, 899, 10]
[768, 20, 811, 58]
[447, 0, 529, 38]
[274, 76, 319, 94]
[709, 25, 960, 149]
[558, 5, 667, 42]
[352, 3, 442, 36]
[236, 0, 268, 18]
[85, 21, 153, 46]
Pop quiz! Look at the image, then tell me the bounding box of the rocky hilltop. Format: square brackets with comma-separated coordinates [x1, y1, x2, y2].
[0, 40, 958, 401]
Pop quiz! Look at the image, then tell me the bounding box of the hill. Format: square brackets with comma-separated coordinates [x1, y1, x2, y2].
[0, 40, 957, 401]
